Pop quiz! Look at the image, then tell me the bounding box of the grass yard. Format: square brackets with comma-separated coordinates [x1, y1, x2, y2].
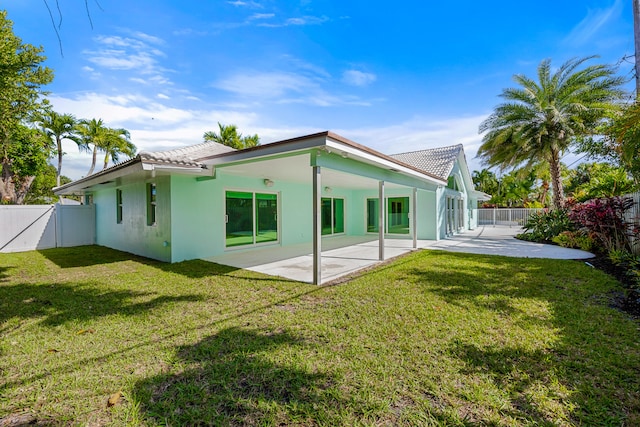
[1, 246, 639, 426]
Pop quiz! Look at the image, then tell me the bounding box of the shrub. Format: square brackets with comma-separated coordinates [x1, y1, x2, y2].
[552, 231, 594, 251]
[520, 209, 574, 242]
[608, 250, 640, 304]
[568, 197, 638, 254]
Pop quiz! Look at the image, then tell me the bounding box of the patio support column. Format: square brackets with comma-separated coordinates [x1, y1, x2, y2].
[312, 165, 322, 285]
[378, 180, 385, 261]
[412, 187, 418, 249]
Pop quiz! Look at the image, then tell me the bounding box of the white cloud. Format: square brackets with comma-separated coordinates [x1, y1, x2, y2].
[249, 13, 275, 20]
[227, 0, 263, 7]
[48, 92, 260, 179]
[213, 68, 374, 107]
[129, 31, 165, 45]
[215, 71, 314, 97]
[342, 70, 376, 87]
[563, 0, 623, 46]
[157, 93, 170, 100]
[83, 33, 170, 84]
[258, 15, 329, 27]
[334, 115, 490, 173]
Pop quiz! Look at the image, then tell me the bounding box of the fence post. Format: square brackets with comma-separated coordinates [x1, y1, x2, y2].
[493, 208, 496, 226]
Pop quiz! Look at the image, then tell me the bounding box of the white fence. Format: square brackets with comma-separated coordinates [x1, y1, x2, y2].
[0, 204, 95, 253]
[478, 208, 544, 227]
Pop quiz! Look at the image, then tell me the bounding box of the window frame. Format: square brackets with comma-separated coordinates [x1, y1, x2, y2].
[321, 197, 345, 236]
[224, 189, 280, 249]
[116, 189, 123, 224]
[146, 183, 157, 226]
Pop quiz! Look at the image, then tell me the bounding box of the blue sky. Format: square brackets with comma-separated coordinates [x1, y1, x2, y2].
[3, 0, 636, 179]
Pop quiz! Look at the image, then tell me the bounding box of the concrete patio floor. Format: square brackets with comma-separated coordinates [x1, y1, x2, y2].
[203, 226, 594, 284]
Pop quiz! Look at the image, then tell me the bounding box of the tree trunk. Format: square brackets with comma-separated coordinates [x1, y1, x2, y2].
[87, 145, 97, 176]
[549, 148, 565, 210]
[634, 0, 640, 97]
[0, 158, 35, 204]
[56, 136, 62, 187]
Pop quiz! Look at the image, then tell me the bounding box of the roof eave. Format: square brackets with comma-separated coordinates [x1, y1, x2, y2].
[199, 131, 446, 186]
[54, 159, 144, 195]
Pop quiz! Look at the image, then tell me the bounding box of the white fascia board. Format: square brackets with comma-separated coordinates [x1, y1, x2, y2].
[324, 139, 446, 186]
[456, 151, 475, 191]
[54, 162, 145, 195]
[142, 163, 212, 176]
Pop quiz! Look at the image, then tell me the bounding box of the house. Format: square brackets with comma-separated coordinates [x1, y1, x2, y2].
[54, 131, 487, 284]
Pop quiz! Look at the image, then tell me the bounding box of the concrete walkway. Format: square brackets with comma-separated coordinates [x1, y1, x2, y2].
[204, 226, 594, 284]
[423, 225, 595, 259]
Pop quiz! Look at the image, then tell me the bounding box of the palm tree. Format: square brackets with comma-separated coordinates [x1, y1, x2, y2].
[77, 118, 106, 176]
[203, 122, 260, 149]
[472, 168, 499, 195]
[77, 119, 135, 175]
[204, 123, 240, 148]
[478, 56, 625, 209]
[100, 128, 135, 170]
[35, 110, 81, 186]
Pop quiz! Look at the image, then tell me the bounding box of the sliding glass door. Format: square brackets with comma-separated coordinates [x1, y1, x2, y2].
[256, 193, 278, 244]
[321, 197, 345, 235]
[226, 191, 278, 248]
[387, 197, 409, 235]
[366, 197, 410, 235]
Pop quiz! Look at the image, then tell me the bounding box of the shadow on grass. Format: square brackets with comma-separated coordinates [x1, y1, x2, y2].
[0, 266, 10, 282]
[404, 250, 640, 425]
[0, 281, 202, 330]
[37, 245, 300, 282]
[133, 327, 347, 426]
[38, 245, 139, 268]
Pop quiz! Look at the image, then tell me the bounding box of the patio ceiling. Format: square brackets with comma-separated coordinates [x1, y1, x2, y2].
[217, 153, 419, 190]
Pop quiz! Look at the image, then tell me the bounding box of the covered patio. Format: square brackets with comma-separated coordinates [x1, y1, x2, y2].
[203, 226, 594, 284]
[202, 132, 444, 284]
[203, 235, 431, 284]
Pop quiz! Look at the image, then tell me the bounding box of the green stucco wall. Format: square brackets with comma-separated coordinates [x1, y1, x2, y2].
[94, 175, 172, 262]
[170, 171, 326, 262]
[88, 152, 476, 263]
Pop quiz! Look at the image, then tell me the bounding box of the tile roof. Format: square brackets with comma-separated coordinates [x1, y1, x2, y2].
[389, 144, 463, 180]
[138, 141, 236, 168]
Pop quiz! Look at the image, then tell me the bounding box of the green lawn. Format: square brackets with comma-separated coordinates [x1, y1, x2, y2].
[1, 246, 639, 426]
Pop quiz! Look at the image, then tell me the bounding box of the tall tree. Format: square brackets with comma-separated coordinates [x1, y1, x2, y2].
[35, 110, 81, 186]
[100, 128, 135, 170]
[1, 126, 50, 204]
[77, 118, 105, 176]
[478, 57, 625, 209]
[0, 11, 54, 203]
[77, 119, 134, 175]
[203, 122, 260, 149]
[634, 0, 640, 96]
[586, 102, 640, 185]
[564, 162, 636, 201]
[472, 169, 499, 195]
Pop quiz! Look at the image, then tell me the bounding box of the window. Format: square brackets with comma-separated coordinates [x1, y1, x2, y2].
[147, 183, 157, 226]
[447, 176, 459, 191]
[387, 197, 409, 234]
[366, 197, 409, 234]
[225, 191, 278, 247]
[321, 197, 344, 235]
[367, 198, 379, 232]
[116, 189, 123, 224]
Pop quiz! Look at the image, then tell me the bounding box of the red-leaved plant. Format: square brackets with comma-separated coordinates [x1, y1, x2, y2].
[568, 197, 638, 254]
